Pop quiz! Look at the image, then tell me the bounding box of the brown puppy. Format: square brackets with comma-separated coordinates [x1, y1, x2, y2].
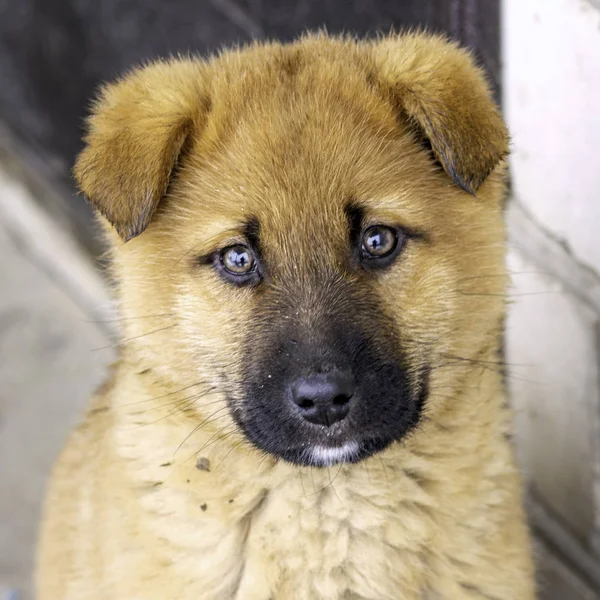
[37, 33, 535, 599]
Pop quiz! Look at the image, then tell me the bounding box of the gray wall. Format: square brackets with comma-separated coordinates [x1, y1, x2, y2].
[0, 0, 500, 252]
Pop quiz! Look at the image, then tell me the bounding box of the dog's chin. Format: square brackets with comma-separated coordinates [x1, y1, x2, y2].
[266, 437, 394, 468]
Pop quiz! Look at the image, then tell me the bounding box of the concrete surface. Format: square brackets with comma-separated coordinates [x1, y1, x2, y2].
[507, 249, 599, 542]
[503, 0, 600, 585]
[0, 165, 114, 598]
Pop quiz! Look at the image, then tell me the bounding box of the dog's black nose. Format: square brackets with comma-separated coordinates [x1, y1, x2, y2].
[290, 371, 354, 427]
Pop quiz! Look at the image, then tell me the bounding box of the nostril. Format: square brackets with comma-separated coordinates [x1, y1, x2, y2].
[297, 397, 315, 410]
[333, 394, 352, 406]
[289, 370, 354, 427]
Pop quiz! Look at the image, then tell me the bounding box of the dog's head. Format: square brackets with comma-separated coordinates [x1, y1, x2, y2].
[76, 34, 508, 467]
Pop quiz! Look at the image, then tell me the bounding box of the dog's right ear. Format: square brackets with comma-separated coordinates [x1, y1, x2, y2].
[74, 60, 210, 242]
[371, 34, 508, 195]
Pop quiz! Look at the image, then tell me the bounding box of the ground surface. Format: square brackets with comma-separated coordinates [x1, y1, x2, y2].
[0, 166, 113, 599]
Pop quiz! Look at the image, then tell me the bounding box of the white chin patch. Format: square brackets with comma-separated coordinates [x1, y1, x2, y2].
[305, 441, 360, 467]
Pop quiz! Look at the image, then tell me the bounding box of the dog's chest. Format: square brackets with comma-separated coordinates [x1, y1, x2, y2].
[149, 462, 436, 600]
[239, 474, 433, 600]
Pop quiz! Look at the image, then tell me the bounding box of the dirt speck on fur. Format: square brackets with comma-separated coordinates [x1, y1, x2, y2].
[196, 457, 210, 471]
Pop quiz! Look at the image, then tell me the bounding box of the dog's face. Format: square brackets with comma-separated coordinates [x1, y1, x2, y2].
[76, 35, 509, 467]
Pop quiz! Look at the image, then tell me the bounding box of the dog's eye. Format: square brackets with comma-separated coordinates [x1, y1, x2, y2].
[361, 226, 398, 258]
[362, 226, 396, 257]
[359, 225, 406, 269]
[209, 243, 261, 286]
[220, 245, 256, 275]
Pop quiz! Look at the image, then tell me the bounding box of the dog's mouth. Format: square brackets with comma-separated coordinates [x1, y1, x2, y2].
[231, 371, 429, 468]
[233, 314, 431, 467]
[278, 437, 394, 467]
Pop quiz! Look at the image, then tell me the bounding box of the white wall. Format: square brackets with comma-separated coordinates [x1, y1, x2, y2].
[503, 0, 600, 558]
[504, 0, 600, 269]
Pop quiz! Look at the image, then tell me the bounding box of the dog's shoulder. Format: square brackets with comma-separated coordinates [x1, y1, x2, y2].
[35, 364, 121, 598]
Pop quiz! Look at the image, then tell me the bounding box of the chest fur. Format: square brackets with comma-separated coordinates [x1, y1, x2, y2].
[122, 442, 474, 600]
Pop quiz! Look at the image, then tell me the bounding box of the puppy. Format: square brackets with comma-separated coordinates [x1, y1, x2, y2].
[36, 33, 535, 599]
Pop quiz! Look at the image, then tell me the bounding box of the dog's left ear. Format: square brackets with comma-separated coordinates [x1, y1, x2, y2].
[372, 34, 509, 194]
[74, 59, 210, 242]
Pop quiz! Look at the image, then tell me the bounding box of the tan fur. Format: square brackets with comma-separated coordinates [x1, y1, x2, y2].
[37, 33, 535, 599]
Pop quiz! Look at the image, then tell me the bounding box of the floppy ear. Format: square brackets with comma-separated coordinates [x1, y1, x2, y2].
[372, 34, 509, 194]
[74, 59, 210, 242]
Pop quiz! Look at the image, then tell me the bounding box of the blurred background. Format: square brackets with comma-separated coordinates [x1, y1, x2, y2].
[0, 0, 599, 598]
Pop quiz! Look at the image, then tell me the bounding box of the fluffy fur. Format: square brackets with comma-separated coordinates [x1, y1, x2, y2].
[36, 33, 535, 599]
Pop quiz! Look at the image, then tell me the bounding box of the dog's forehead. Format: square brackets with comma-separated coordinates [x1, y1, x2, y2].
[178, 48, 459, 255]
[202, 46, 406, 192]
